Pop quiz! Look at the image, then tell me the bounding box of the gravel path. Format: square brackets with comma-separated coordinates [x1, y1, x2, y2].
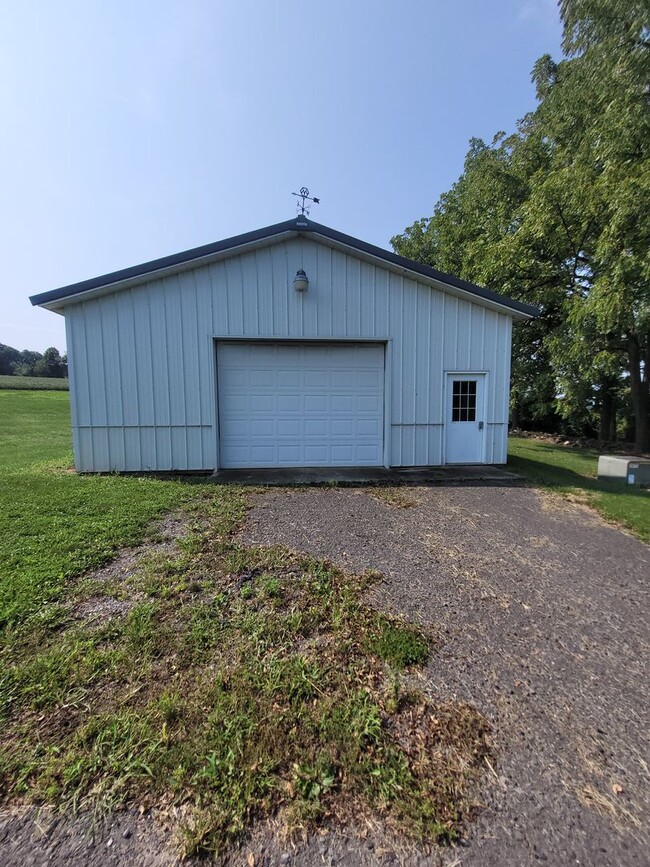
[242, 483, 650, 867]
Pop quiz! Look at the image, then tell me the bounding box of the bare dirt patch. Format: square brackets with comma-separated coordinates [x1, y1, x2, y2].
[67, 514, 192, 625]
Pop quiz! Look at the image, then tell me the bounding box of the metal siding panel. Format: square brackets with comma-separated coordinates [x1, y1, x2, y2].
[116, 292, 139, 426]
[132, 287, 155, 426]
[65, 308, 89, 428]
[99, 296, 123, 426]
[201, 425, 216, 469]
[344, 256, 361, 336]
[286, 243, 303, 336]
[107, 428, 126, 470]
[372, 267, 389, 336]
[330, 250, 348, 337]
[271, 244, 290, 335]
[93, 427, 110, 471]
[139, 427, 157, 471]
[483, 311, 498, 423]
[494, 315, 508, 423]
[122, 428, 141, 471]
[76, 429, 94, 472]
[414, 425, 428, 466]
[300, 240, 319, 336]
[154, 427, 172, 469]
[455, 299, 471, 370]
[414, 284, 429, 426]
[389, 273, 403, 424]
[83, 302, 107, 426]
[163, 278, 186, 426]
[170, 427, 188, 469]
[401, 279, 417, 425]
[255, 248, 274, 335]
[185, 427, 204, 470]
[179, 271, 202, 426]
[196, 265, 215, 427]
[441, 294, 455, 371]
[241, 255, 258, 334]
[390, 428, 400, 466]
[359, 262, 375, 338]
[210, 261, 228, 334]
[315, 244, 333, 337]
[224, 258, 244, 334]
[470, 306, 486, 370]
[500, 316, 512, 422]
[403, 426, 415, 466]
[148, 281, 171, 426]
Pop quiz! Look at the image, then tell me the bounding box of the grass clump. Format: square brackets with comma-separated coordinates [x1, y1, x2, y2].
[367, 615, 430, 669]
[508, 437, 650, 542]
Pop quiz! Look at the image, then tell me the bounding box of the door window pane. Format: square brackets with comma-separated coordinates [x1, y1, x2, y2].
[452, 380, 477, 422]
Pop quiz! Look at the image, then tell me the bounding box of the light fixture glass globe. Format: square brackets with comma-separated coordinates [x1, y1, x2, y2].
[293, 269, 309, 292]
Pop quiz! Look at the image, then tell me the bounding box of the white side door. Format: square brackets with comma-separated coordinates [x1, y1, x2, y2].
[445, 373, 486, 464]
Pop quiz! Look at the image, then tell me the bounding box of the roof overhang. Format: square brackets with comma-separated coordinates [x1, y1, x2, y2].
[30, 217, 539, 320]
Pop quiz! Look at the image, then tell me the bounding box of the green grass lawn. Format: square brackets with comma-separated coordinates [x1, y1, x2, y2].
[0, 375, 69, 390]
[508, 436, 650, 543]
[0, 389, 489, 856]
[0, 390, 205, 627]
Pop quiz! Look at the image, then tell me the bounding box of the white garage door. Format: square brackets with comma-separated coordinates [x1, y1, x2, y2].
[217, 342, 385, 468]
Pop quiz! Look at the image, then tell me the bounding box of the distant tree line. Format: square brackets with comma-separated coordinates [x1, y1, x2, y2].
[392, 0, 649, 451]
[0, 343, 68, 378]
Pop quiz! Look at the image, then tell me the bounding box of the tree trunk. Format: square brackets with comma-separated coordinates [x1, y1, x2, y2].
[511, 401, 520, 430]
[628, 335, 650, 453]
[609, 409, 617, 442]
[598, 380, 617, 442]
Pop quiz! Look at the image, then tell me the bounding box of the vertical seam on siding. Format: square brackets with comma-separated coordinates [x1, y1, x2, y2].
[146, 287, 157, 470]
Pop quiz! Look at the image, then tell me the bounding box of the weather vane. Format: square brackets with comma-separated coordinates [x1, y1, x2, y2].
[292, 186, 320, 217]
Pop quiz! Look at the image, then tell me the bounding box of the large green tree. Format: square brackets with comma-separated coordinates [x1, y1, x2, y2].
[393, 0, 650, 449]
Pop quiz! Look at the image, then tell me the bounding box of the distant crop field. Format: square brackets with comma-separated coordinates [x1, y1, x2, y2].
[0, 374, 69, 390]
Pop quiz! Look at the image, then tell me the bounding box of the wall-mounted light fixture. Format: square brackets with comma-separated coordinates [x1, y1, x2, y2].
[293, 269, 309, 292]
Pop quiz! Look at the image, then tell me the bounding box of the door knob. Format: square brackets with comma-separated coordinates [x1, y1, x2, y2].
[478, 421, 484, 430]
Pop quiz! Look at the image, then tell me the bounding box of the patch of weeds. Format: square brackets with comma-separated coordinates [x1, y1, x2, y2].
[124, 602, 171, 658]
[184, 599, 229, 659]
[1, 634, 123, 717]
[260, 575, 282, 599]
[37, 710, 164, 808]
[155, 689, 184, 725]
[367, 614, 430, 669]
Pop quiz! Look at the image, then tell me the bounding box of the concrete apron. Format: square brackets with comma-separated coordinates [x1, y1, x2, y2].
[211, 465, 522, 486]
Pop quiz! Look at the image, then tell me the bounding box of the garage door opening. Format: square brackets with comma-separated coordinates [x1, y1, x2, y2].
[217, 341, 385, 468]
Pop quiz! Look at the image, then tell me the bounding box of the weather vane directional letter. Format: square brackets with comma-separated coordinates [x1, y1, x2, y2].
[292, 186, 320, 217]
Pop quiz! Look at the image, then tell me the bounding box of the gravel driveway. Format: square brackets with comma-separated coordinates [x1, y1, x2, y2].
[2, 482, 647, 867]
[242, 483, 650, 867]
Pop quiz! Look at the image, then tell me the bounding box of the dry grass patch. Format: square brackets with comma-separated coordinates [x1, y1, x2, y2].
[365, 486, 419, 509]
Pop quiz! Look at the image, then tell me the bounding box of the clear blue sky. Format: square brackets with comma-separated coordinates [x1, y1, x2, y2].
[1, 0, 561, 353]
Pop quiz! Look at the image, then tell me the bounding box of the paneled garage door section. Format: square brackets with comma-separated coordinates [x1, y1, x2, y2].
[217, 342, 385, 468]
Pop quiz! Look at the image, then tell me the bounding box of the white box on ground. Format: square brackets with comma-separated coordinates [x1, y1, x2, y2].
[597, 455, 650, 486]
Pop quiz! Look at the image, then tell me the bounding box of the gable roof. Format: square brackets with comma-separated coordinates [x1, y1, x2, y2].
[30, 217, 539, 319]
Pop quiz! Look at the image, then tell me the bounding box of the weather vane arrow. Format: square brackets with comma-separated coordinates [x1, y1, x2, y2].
[292, 187, 320, 217]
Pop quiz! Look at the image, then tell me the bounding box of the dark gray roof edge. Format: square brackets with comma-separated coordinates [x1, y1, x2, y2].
[30, 217, 539, 317]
